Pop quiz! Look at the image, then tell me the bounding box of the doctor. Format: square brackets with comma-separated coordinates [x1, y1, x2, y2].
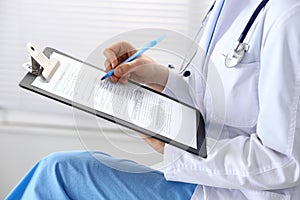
[6, 0, 300, 199]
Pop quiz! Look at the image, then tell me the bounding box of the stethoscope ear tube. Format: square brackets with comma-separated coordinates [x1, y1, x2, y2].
[178, 1, 216, 76]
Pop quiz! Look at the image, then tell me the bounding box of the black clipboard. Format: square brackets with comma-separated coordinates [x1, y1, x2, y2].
[19, 47, 207, 157]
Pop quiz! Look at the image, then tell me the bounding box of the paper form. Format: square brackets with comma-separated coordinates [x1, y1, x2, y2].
[32, 52, 197, 148]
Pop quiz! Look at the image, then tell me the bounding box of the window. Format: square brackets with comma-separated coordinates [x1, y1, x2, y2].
[0, 0, 213, 124]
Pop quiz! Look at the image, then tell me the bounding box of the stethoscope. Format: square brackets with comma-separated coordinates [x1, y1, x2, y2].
[178, 0, 269, 77]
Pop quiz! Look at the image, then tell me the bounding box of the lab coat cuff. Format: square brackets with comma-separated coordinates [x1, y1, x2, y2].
[163, 144, 200, 183]
[162, 69, 195, 106]
[162, 69, 179, 98]
[163, 144, 181, 181]
[163, 138, 216, 183]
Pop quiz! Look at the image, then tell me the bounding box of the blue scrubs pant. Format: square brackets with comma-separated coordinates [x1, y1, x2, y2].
[6, 151, 197, 200]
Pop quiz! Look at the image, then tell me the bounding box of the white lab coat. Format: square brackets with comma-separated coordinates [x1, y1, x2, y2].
[162, 0, 300, 199]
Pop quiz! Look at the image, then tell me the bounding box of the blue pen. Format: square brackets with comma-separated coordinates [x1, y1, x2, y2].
[101, 34, 166, 81]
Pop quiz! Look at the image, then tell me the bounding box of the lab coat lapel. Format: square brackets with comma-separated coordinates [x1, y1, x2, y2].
[199, 0, 225, 54]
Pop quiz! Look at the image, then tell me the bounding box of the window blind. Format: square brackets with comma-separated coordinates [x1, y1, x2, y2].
[0, 0, 213, 122]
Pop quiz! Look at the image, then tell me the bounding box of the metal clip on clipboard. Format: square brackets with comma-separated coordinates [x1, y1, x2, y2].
[22, 42, 60, 82]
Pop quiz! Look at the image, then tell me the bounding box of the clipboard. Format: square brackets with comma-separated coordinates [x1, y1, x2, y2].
[19, 46, 207, 157]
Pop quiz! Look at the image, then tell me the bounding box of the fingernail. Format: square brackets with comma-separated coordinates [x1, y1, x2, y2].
[117, 68, 123, 75]
[112, 60, 118, 68]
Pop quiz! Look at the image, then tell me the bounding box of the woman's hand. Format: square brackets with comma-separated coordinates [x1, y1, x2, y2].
[139, 134, 165, 154]
[104, 41, 168, 153]
[103, 41, 169, 92]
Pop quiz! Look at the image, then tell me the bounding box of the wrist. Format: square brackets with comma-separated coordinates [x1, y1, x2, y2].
[147, 65, 169, 92]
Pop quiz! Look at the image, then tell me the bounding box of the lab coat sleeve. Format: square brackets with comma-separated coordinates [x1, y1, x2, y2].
[163, 5, 300, 190]
[162, 68, 196, 107]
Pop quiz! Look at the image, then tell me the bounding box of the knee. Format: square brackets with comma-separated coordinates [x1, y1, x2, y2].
[39, 151, 93, 170]
[44, 151, 87, 162]
[40, 151, 113, 170]
[38, 151, 135, 178]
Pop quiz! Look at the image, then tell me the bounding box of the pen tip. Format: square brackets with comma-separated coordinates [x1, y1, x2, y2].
[101, 76, 105, 81]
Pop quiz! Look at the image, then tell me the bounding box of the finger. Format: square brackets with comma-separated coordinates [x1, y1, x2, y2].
[143, 137, 165, 153]
[119, 78, 128, 84]
[104, 60, 113, 72]
[119, 74, 130, 84]
[110, 75, 119, 83]
[103, 41, 136, 66]
[103, 62, 121, 83]
[104, 59, 111, 68]
[105, 41, 134, 55]
[103, 48, 118, 68]
[113, 59, 143, 78]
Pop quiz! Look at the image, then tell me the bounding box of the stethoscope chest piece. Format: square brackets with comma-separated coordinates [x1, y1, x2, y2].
[225, 42, 249, 68]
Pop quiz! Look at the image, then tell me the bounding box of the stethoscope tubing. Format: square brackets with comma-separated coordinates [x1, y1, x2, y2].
[179, 0, 270, 75]
[178, 1, 216, 76]
[238, 0, 269, 43]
